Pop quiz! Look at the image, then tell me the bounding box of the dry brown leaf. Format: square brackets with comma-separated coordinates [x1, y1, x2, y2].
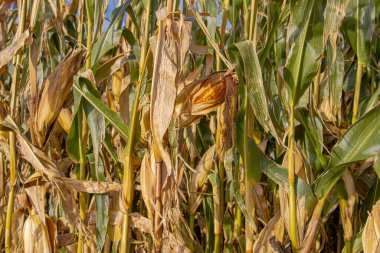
[45, 215, 58, 252]
[130, 212, 153, 234]
[252, 214, 285, 253]
[279, 187, 307, 245]
[193, 144, 216, 190]
[25, 185, 47, 224]
[0, 29, 31, 72]
[339, 170, 356, 242]
[323, 0, 350, 63]
[252, 183, 271, 224]
[57, 233, 76, 247]
[282, 145, 307, 181]
[140, 152, 155, 219]
[150, 9, 192, 175]
[11, 209, 25, 252]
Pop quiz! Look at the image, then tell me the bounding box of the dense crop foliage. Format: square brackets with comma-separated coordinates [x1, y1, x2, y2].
[0, 0, 380, 252]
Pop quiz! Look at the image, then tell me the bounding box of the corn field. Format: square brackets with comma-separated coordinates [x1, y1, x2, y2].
[0, 0, 380, 252]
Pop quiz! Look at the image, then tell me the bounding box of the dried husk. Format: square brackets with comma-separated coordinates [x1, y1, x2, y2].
[362, 199, 380, 253]
[23, 214, 52, 253]
[35, 49, 85, 147]
[149, 10, 192, 175]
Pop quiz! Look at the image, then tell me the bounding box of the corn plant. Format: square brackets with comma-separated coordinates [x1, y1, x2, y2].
[0, 0, 380, 252]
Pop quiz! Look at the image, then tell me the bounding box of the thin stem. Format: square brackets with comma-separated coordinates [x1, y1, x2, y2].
[344, 239, 352, 253]
[120, 1, 152, 251]
[313, 63, 322, 108]
[77, 0, 84, 46]
[77, 3, 93, 251]
[243, 84, 256, 252]
[212, 179, 221, 253]
[371, 69, 375, 94]
[339, 198, 353, 253]
[5, 0, 27, 251]
[154, 161, 163, 253]
[77, 110, 87, 253]
[288, 104, 299, 251]
[352, 62, 363, 123]
[214, 234, 221, 253]
[243, 0, 249, 40]
[29, 0, 41, 145]
[85, 16, 93, 69]
[189, 213, 195, 252]
[249, 0, 258, 43]
[233, 205, 242, 239]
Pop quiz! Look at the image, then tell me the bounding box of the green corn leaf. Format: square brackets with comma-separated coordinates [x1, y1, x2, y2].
[283, 0, 324, 105]
[91, 1, 131, 68]
[247, 137, 316, 214]
[314, 106, 380, 197]
[88, 154, 109, 252]
[342, 0, 375, 65]
[230, 40, 280, 141]
[73, 83, 129, 142]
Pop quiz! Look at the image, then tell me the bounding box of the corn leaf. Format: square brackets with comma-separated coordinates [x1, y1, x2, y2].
[73, 82, 129, 142]
[283, 0, 324, 105]
[342, 0, 375, 65]
[230, 41, 280, 141]
[314, 106, 380, 197]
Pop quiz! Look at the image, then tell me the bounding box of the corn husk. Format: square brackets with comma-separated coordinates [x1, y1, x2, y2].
[363, 199, 380, 253]
[23, 214, 52, 253]
[35, 49, 85, 147]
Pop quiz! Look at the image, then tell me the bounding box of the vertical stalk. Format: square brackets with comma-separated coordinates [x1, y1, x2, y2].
[288, 104, 298, 250]
[189, 214, 195, 252]
[154, 160, 163, 253]
[313, 63, 322, 108]
[214, 1, 230, 249]
[119, 59, 144, 253]
[248, 0, 258, 43]
[5, 0, 27, 252]
[371, 69, 375, 94]
[233, 204, 242, 239]
[29, 0, 41, 145]
[339, 198, 353, 253]
[233, 161, 242, 241]
[77, 0, 84, 46]
[352, 62, 362, 123]
[85, 14, 93, 70]
[77, 110, 87, 253]
[120, 1, 152, 252]
[189, 124, 196, 252]
[243, 0, 249, 40]
[243, 82, 257, 253]
[212, 177, 221, 253]
[246, 3, 259, 252]
[77, 2, 93, 251]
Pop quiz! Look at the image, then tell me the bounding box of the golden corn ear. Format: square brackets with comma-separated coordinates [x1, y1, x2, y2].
[175, 70, 238, 128]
